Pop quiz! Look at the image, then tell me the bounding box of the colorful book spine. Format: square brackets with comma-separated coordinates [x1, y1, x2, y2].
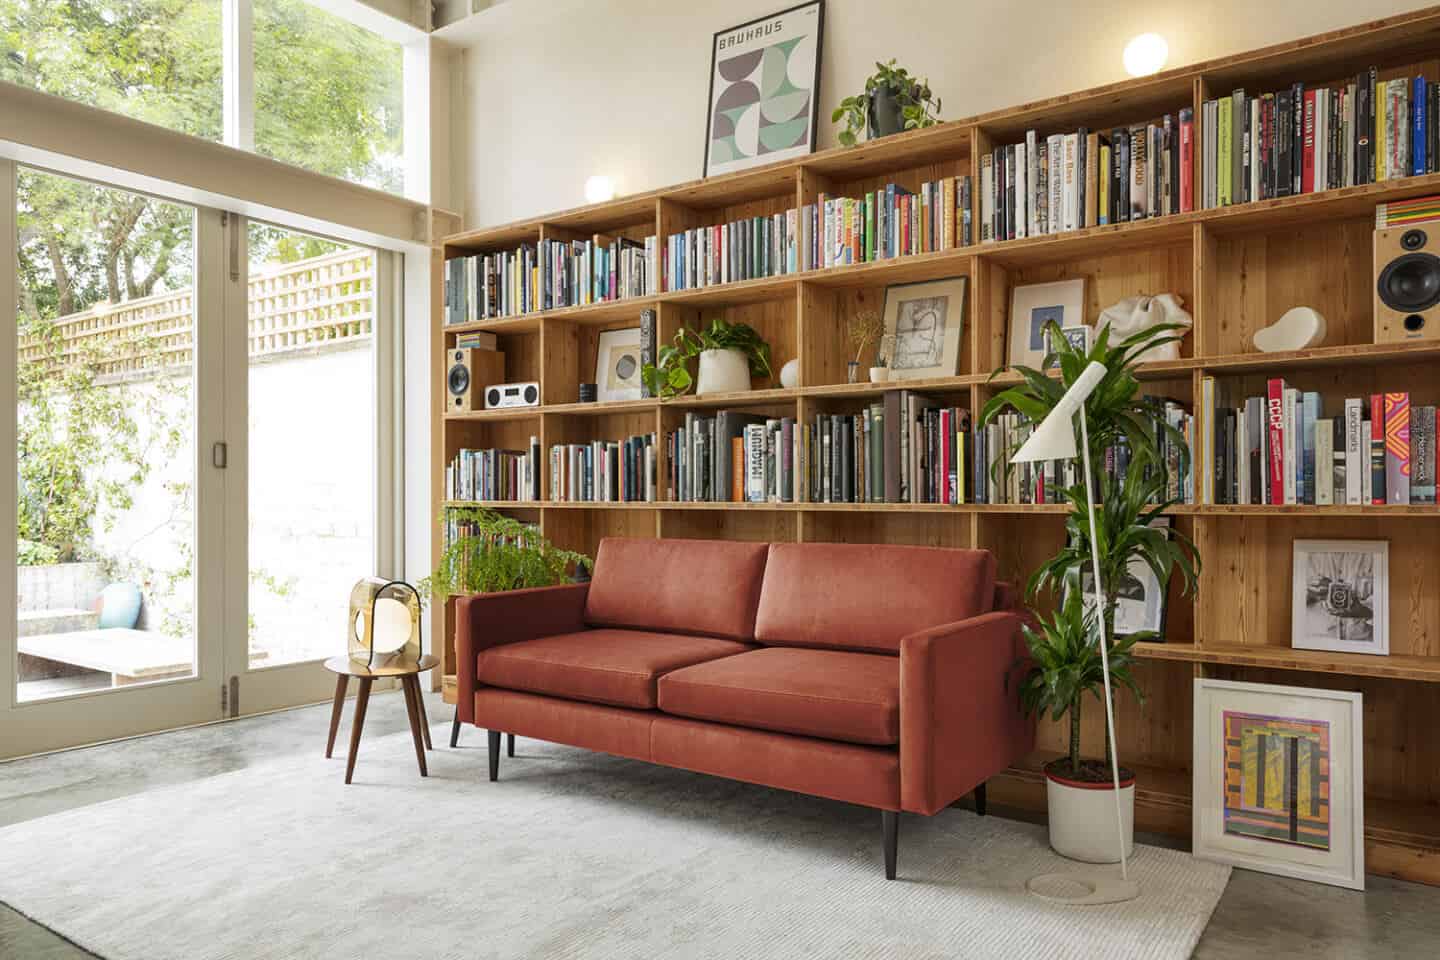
[1413, 405, 1437, 504]
[1266, 378, 1286, 505]
[1385, 392, 1411, 504]
[1370, 394, 1387, 505]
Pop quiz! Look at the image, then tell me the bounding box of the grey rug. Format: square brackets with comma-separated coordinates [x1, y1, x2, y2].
[0, 726, 1229, 959]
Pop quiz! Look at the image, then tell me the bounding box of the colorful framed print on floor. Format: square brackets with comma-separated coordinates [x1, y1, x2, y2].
[704, 1, 824, 177]
[880, 276, 967, 380]
[1192, 678, 1365, 890]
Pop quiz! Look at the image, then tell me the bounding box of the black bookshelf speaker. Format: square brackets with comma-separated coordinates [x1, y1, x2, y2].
[1375, 227, 1440, 342]
[446, 349, 475, 410]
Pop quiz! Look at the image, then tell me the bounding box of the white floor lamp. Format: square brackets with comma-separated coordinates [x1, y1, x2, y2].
[1010, 360, 1140, 905]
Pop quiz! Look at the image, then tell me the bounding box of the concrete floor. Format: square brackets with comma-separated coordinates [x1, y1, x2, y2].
[1, 691, 1437, 959]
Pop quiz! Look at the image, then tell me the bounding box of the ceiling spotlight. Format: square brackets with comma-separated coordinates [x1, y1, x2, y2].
[584, 175, 616, 204]
[1123, 33, 1169, 78]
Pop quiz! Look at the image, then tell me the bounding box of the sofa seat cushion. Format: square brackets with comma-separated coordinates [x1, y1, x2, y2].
[477, 628, 752, 710]
[656, 647, 900, 746]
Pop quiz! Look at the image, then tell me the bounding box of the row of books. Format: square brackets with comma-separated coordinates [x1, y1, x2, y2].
[661, 394, 1194, 506]
[445, 441, 542, 503]
[443, 234, 660, 324]
[661, 177, 974, 292]
[981, 114, 1194, 242]
[1200, 71, 1437, 210]
[1200, 379, 1437, 505]
[550, 437, 659, 503]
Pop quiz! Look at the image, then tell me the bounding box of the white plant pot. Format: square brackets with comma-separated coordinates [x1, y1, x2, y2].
[696, 348, 752, 395]
[1045, 768, 1135, 863]
[869, 366, 889, 383]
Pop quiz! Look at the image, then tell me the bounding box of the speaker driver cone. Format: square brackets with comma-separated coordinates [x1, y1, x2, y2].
[447, 363, 470, 396]
[1377, 251, 1440, 313]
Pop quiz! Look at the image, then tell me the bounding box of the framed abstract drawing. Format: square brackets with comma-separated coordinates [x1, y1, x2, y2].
[1192, 678, 1365, 890]
[879, 276, 967, 381]
[1008, 278, 1087, 369]
[1291, 539, 1389, 656]
[704, 2, 824, 177]
[594, 327, 644, 402]
[1070, 517, 1171, 638]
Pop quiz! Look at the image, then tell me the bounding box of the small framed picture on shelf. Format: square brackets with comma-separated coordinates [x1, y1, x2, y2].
[1192, 678, 1365, 890]
[703, 1, 824, 177]
[1291, 539, 1389, 656]
[1008, 278, 1087, 369]
[1068, 517, 1171, 638]
[880, 276, 967, 381]
[1043, 323, 1092, 369]
[594, 327, 644, 402]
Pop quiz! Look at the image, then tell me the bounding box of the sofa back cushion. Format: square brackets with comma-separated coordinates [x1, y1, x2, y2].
[584, 537, 770, 641]
[754, 542, 996, 654]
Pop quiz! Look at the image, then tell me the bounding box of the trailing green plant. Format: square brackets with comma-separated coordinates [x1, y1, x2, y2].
[640, 317, 773, 399]
[1013, 587, 1146, 779]
[418, 507, 589, 600]
[832, 59, 942, 148]
[985, 320, 1199, 779]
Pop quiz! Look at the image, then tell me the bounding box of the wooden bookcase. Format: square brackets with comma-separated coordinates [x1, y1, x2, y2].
[435, 9, 1440, 885]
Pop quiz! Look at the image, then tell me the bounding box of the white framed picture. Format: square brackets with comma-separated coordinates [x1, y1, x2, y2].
[1193, 678, 1365, 890]
[595, 327, 644, 402]
[1070, 517, 1171, 637]
[1008, 278, 1087, 369]
[1291, 539, 1388, 656]
[880, 276, 967, 381]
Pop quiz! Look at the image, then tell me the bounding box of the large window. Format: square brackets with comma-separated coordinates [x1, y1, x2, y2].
[0, 0, 418, 198]
[255, 0, 404, 194]
[0, 0, 223, 140]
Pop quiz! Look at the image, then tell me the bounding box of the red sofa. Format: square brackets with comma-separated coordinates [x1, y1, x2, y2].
[452, 537, 1034, 879]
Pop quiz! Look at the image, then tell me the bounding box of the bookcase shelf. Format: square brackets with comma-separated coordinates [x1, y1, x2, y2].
[434, 7, 1440, 887]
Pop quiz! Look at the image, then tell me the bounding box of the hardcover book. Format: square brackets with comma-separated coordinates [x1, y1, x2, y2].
[1384, 392, 1411, 505]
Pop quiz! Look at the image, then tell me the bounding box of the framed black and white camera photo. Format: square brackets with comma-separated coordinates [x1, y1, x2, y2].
[1291, 539, 1388, 656]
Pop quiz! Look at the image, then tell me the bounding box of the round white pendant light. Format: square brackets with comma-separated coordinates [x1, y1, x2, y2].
[1123, 33, 1169, 77]
[584, 175, 616, 204]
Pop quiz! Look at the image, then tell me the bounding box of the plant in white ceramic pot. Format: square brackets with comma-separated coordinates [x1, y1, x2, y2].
[640, 317, 772, 398]
[986, 321, 1199, 861]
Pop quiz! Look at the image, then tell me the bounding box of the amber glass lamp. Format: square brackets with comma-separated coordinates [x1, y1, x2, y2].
[348, 578, 423, 669]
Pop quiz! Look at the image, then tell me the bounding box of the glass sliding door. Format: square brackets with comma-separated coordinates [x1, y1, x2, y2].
[227, 219, 380, 713]
[2, 166, 225, 757]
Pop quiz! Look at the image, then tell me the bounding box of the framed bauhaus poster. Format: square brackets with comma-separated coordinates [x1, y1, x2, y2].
[704, 2, 824, 177]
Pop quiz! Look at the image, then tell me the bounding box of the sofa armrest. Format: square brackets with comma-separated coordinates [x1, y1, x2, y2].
[453, 582, 590, 723]
[899, 611, 1036, 815]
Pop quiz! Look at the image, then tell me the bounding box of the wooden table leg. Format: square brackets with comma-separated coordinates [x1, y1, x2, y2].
[344, 677, 373, 785]
[325, 674, 349, 759]
[401, 673, 429, 777]
[409, 676, 433, 750]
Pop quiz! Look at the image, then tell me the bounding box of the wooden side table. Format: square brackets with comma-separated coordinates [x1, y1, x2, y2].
[324, 654, 439, 784]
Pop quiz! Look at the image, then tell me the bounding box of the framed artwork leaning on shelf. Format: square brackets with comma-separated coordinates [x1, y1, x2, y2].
[1069, 517, 1172, 639]
[704, 1, 824, 177]
[1009, 278, 1087, 369]
[1291, 539, 1389, 656]
[595, 327, 644, 402]
[880, 276, 966, 380]
[1193, 678, 1365, 890]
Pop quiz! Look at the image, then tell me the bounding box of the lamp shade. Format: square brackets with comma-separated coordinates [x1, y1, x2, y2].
[348, 578, 423, 669]
[1010, 361, 1108, 464]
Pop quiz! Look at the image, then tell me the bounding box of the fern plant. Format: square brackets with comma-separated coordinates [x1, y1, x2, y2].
[419, 508, 589, 600]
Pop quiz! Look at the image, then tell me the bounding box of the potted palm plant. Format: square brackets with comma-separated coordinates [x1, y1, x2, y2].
[640, 317, 773, 398]
[986, 321, 1199, 861]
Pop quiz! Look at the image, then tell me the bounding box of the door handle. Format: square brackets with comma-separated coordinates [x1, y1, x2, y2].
[212, 442, 228, 469]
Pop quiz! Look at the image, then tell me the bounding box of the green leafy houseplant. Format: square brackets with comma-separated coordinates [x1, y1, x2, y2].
[985, 321, 1200, 781]
[640, 317, 773, 399]
[419, 508, 589, 600]
[832, 60, 942, 148]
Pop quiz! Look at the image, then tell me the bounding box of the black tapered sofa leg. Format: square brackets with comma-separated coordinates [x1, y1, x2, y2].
[974, 781, 987, 816]
[450, 709, 462, 748]
[882, 810, 899, 880]
[507, 732, 515, 757]
[487, 730, 501, 781]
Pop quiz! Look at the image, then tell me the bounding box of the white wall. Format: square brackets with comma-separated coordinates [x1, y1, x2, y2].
[452, 0, 1433, 228]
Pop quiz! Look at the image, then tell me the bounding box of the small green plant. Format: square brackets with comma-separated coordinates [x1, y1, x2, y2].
[1013, 587, 1145, 780]
[419, 507, 589, 600]
[832, 60, 942, 148]
[640, 317, 773, 399]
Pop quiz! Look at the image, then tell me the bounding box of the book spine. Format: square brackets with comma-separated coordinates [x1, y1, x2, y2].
[1301, 391, 1320, 504]
[1413, 406, 1436, 504]
[1302, 88, 1317, 193]
[1370, 394, 1386, 504]
[1385, 392, 1411, 504]
[1332, 417, 1347, 507]
[1416, 76, 1428, 176]
[1180, 108, 1194, 212]
[1344, 397, 1364, 504]
[1266, 378, 1285, 505]
[1315, 418, 1333, 505]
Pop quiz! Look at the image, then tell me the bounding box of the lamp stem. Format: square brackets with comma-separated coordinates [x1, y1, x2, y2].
[1077, 405, 1129, 883]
